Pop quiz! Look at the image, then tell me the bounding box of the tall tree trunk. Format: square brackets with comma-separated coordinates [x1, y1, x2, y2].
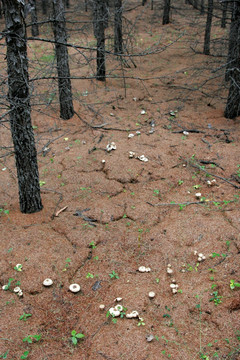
[52, 0, 74, 119]
[29, 0, 39, 36]
[193, 0, 198, 9]
[65, 0, 70, 8]
[114, 0, 123, 55]
[142, 0, 147, 5]
[93, 0, 108, 81]
[151, 0, 153, 10]
[224, 1, 240, 118]
[225, 2, 238, 81]
[0, 1, 3, 18]
[221, 1, 228, 28]
[200, 0, 205, 14]
[85, 0, 88, 12]
[203, 0, 213, 55]
[162, 0, 171, 25]
[2, 0, 43, 214]
[42, 0, 48, 14]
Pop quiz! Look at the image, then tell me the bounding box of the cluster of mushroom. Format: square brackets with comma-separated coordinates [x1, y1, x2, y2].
[138, 155, 149, 162]
[128, 151, 148, 162]
[109, 304, 123, 317]
[207, 179, 217, 186]
[106, 142, 116, 152]
[128, 130, 141, 139]
[14, 286, 23, 297]
[170, 279, 179, 294]
[194, 251, 206, 262]
[138, 266, 151, 273]
[166, 264, 173, 275]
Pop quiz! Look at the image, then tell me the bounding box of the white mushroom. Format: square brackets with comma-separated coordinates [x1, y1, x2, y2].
[167, 264, 172, 268]
[170, 283, 176, 289]
[148, 291, 155, 299]
[138, 155, 148, 162]
[131, 310, 139, 318]
[115, 304, 123, 312]
[128, 133, 134, 138]
[102, 159, 106, 164]
[145, 267, 151, 272]
[43, 278, 53, 287]
[18, 290, 23, 297]
[14, 287, 21, 293]
[167, 268, 173, 274]
[172, 288, 178, 294]
[198, 253, 203, 258]
[136, 131, 141, 135]
[99, 304, 105, 310]
[141, 110, 146, 115]
[138, 266, 146, 273]
[198, 257, 202, 262]
[115, 297, 123, 302]
[129, 151, 136, 158]
[2, 285, 8, 290]
[69, 283, 81, 293]
[109, 307, 121, 317]
[195, 192, 202, 198]
[126, 313, 133, 318]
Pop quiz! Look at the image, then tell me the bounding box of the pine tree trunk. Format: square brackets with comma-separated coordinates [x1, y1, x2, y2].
[221, 1, 228, 28]
[224, 1, 240, 118]
[93, 0, 108, 81]
[52, 0, 74, 119]
[203, 0, 213, 55]
[200, 0, 205, 14]
[193, 0, 198, 9]
[2, 0, 43, 214]
[29, 0, 39, 36]
[114, 0, 123, 54]
[42, 0, 48, 14]
[65, 0, 70, 8]
[142, 0, 147, 5]
[163, 0, 171, 25]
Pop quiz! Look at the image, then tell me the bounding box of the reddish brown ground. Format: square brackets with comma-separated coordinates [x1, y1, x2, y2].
[0, 1, 240, 359]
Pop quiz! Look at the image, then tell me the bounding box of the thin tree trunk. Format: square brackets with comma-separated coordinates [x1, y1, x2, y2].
[29, 0, 39, 36]
[200, 0, 205, 14]
[93, 0, 108, 81]
[0, 1, 3, 18]
[114, 0, 123, 55]
[193, 0, 198, 9]
[151, 0, 153, 10]
[142, 0, 147, 5]
[224, 1, 240, 118]
[203, 0, 213, 55]
[52, 0, 74, 119]
[221, 1, 228, 28]
[42, 0, 48, 14]
[163, 0, 171, 25]
[2, 0, 43, 214]
[65, 0, 70, 8]
[85, 0, 88, 11]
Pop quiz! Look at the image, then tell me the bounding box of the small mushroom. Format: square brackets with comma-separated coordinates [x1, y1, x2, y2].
[2, 285, 8, 290]
[138, 155, 148, 162]
[131, 310, 139, 318]
[138, 266, 146, 273]
[115, 304, 123, 312]
[136, 131, 141, 135]
[99, 304, 105, 310]
[115, 297, 123, 302]
[102, 159, 106, 164]
[14, 287, 21, 293]
[146, 334, 154, 342]
[195, 192, 202, 199]
[172, 288, 178, 294]
[170, 283, 176, 289]
[167, 268, 173, 274]
[183, 131, 189, 136]
[18, 290, 23, 297]
[141, 110, 146, 115]
[109, 307, 121, 317]
[43, 278, 53, 287]
[126, 313, 133, 318]
[69, 283, 81, 293]
[129, 151, 136, 158]
[145, 267, 151, 272]
[148, 291, 155, 299]
[128, 133, 134, 138]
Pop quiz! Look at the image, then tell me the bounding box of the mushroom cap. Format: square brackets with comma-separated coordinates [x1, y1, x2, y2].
[195, 192, 202, 198]
[128, 133, 134, 138]
[170, 283, 176, 288]
[198, 253, 203, 258]
[145, 267, 151, 272]
[126, 313, 133, 318]
[69, 283, 81, 293]
[167, 264, 172, 268]
[172, 288, 178, 294]
[138, 266, 146, 273]
[99, 304, 105, 310]
[43, 278, 53, 287]
[148, 291, 155, 298]
[198, 257, 202, 262]
[115, 304, 123, 312]
[14, 287, 21, 293]
[2, 285, 8, 290]
[131, 310, 139, 318]
[109, 307, 121, 317]
[115, 297, 123, 302]
[167, 268, 173, 274]
[18, 290, 23, 297]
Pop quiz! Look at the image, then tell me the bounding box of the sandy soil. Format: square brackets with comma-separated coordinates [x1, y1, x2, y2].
[0, 1, 240, 359]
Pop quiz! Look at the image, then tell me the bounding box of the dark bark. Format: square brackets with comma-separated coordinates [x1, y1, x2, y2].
[200, 0, 205, 14]
[85, 0, 88, 12]
[29, 0, 39, 36]
[225, 2, 238, 81]
[142, 0, 147, 5]
[0, 1, 2, 18]
[42, 0, 48, 14]
[52, 0, 74, 119]
[2, 0, 43, 214]
[162, 0, 171, 25]
[203, 0, 213, 55]
[114, 0, 123, 54]
[93, 0, 108, 81]
[221, 1, 228, 28]
[224, 1, 240, 118]
[65, 0, 70, 8]
[193, 0, 198, 9]
[151, 0, 153, 10]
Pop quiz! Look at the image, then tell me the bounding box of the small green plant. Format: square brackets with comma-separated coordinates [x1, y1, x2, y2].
[137, 317, 145, 326]
[178, 180, 184, 185]
[2, 278, 14, 291]
[0, 351, 9, 359]
[230, 279, 240, 290]
[193, 184, 201, 189]
[23, 334, 41, 344]
[209, 291, 222, 306]
[20, 351, 30, 359]
[62, 258, 71, 271]
[14, 264, 22, 272]
[89, 241, 96, 249]
[153, 189, 160, 196]
[71, 330, 85, 346]
[86, 272, 94, 279]
[109, 270, 119, 279]
[19, 313, 32, 321]
[0, 208, 9, 216]
[39, 180, 46, 187]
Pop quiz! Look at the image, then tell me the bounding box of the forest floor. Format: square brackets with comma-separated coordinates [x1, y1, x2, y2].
[0, 1, 240, 359]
